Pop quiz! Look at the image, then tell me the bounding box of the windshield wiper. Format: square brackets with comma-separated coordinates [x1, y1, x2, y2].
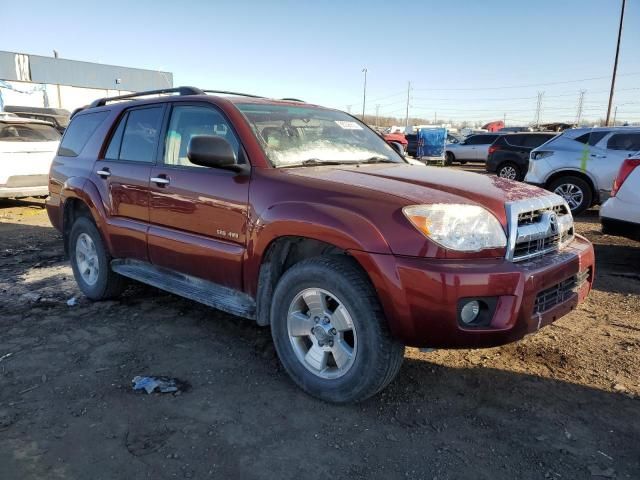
[280, 158, 352, 168]
[360, 157, 394, 164]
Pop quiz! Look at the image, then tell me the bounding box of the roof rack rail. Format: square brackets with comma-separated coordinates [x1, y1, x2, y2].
[89, 86, 204, 108]
[280, 98, 305, 102]
[202, 90, 265, 99]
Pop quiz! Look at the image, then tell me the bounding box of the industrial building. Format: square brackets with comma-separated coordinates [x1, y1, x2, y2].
[0, 50, 173, 112]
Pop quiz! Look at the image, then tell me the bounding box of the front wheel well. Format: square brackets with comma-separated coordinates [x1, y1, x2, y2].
[544, 171, 597, 205]
[255, 236, 348, 326]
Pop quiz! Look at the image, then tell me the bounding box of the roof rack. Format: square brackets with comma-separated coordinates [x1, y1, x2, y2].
[89, 86, 204, 108]
[280, 98, 305, 102]
[202, 90, 265, 99]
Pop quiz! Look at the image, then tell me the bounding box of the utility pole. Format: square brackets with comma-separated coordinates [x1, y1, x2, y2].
[575, 90, 586, 126]
[361, 67, 367, 121]
[606, 0, 626, 126]
[534, 91, 544, 129]
[375, 104, 380, 128]
[404, 81, 411, 129]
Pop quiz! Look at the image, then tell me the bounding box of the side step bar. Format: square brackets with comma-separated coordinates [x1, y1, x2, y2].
[111, 259, 256, 320]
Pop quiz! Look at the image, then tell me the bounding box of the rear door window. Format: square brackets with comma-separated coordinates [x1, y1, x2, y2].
[104, 106, 164, 163]
[606, 133, 640, 152]
[58, 111, 109, 156]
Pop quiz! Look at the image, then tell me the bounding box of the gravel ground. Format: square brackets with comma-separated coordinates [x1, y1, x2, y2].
[0, 197, 638, 480]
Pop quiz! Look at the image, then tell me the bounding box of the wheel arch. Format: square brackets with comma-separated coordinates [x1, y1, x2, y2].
[61, 179, 111, 255]
[544, 169, 598, 205]
[253, 235, 380, 326]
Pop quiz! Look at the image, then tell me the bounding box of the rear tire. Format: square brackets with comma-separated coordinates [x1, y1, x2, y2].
[548, 176, 592, 216]
[69, 217, 126, 300]
[497, 162, 522, 181]
[270, 255, 405, 403]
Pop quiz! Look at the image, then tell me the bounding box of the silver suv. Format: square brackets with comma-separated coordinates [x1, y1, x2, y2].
[525, 127, 640, 215]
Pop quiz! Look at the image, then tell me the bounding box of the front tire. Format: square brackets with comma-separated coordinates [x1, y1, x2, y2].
[445, 152, 454, 166]
[548, 176, 592, 216]
[270, 256, 405, 403]
[69, 217, 126, 300]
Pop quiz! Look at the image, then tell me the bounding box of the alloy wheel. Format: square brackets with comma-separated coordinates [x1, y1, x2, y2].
[499, 165, 518, 180]
[553, 183, 584, 211]
[75, 233, 99, 285]
[287, 288, 357, 379]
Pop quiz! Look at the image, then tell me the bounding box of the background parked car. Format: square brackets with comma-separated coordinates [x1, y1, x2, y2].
[526, 127, 640, 215]
[4, 105, 70, 134]
[445, 133, 504, 164]
[382, 131, 407, 151]
[600, 155, 640, 241]
[486, 132, 557, 180]
[0, 117, 61, 198]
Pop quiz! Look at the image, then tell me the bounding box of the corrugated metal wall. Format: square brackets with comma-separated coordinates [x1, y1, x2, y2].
[0, 51, 173, 91]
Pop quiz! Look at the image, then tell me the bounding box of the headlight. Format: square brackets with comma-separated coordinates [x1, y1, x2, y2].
[403, 204, 507, 252]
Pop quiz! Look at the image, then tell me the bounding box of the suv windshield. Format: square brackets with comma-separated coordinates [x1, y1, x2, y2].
[237, 103, 403, 167]
[0, 122, 61, 142]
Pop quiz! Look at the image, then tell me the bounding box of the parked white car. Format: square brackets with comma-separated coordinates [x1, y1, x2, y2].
[525, 127, 640, 215]
[600, 156, 640, 241]
[445, 133, 503, 164]
[0, 117, 60, 198]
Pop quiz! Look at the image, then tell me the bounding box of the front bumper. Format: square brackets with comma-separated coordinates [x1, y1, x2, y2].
[351, 235, 594, 348]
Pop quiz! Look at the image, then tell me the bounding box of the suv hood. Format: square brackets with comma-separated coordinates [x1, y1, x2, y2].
[285, 164, 550, 225]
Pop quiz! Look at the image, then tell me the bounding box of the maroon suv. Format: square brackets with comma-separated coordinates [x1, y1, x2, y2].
[47, 87, 595, 403]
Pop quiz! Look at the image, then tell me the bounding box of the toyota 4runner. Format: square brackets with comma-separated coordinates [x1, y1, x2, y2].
[47, 87, 595, 403]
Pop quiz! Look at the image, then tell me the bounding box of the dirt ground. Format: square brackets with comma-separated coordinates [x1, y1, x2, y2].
[0, 196, 638, 480]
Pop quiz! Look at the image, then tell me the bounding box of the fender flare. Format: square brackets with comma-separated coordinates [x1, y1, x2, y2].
[543, 167, 599, 192]
[244, 201, 392, 296]
[60, 178, 113, 252]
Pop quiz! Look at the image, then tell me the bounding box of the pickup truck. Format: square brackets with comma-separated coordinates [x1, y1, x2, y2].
[46, 87, 595, 403]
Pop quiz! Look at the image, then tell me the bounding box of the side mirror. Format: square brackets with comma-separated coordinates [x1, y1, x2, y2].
[388, 141, 405, 157]
[187, 135, 239, 170]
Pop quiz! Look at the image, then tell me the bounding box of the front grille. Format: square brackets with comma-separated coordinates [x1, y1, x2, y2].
[506, 196, 575, 262]
[513, 233, 560, 258]
[517, 204, 568, 225]
[533, 269, 590, 314]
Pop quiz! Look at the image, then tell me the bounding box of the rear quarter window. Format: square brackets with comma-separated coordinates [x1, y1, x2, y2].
[524, 135, 554, 148]
[58, 111, 109, 157]
[573, 131, 608, 147]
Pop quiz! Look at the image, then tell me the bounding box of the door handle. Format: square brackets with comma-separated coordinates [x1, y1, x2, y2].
[96, 169, 111, 178]
[150, 176, 170, 186]
[590, 154, 606, 158]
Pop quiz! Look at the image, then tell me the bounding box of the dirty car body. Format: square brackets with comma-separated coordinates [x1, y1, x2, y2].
[46, 87, 595, 402]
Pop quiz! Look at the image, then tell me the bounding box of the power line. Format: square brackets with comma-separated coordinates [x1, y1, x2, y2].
[411, 72, 640, 92]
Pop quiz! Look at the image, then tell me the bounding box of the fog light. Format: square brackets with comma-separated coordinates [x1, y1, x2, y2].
[460, 300, 480, 325]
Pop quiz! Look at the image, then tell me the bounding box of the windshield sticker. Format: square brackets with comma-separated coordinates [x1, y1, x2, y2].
[334, 121, 363, 130]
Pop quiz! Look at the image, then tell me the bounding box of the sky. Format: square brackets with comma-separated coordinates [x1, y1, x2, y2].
[2, 0, 639, 125]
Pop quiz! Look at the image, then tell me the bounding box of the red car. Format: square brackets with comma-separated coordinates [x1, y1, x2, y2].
[382, 131, 408, 150]
[47, 87, 594, 403]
